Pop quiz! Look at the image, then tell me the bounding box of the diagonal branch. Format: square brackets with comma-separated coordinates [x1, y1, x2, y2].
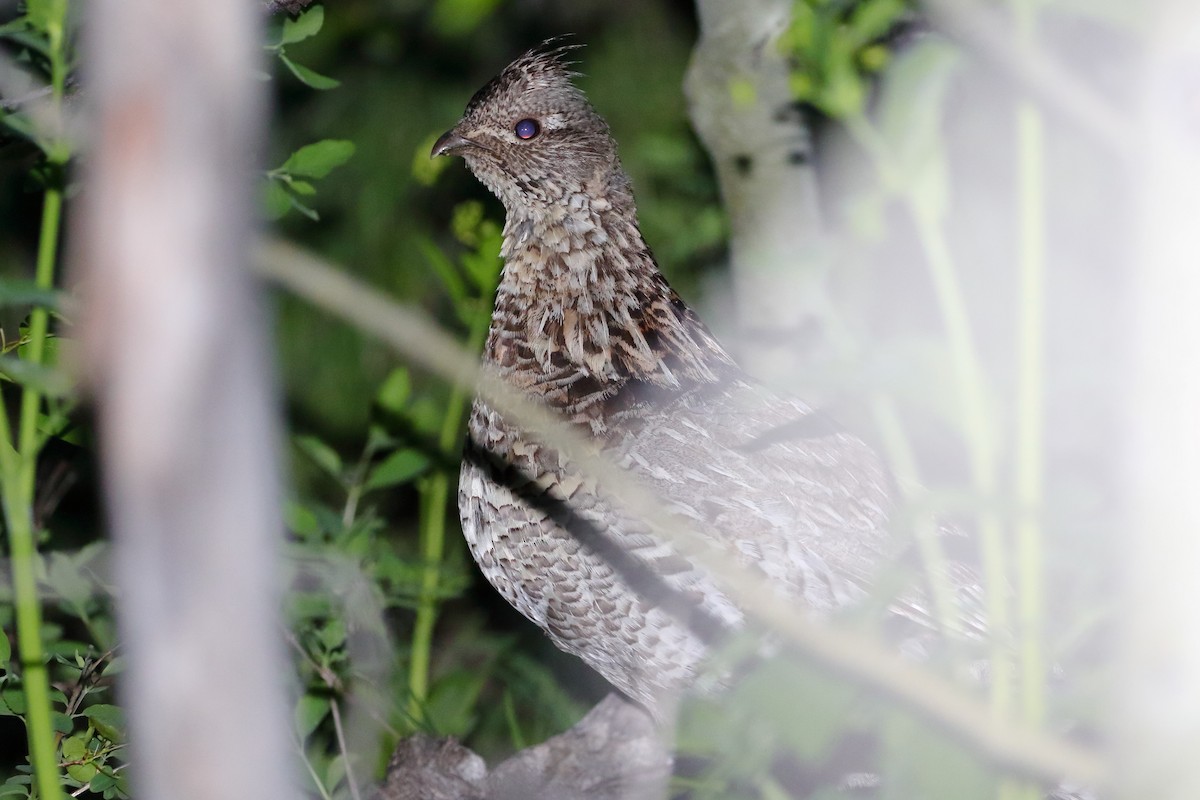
[256, 238, 1107, 791]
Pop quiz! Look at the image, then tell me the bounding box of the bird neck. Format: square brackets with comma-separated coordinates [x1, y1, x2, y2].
[483, 194, 736, 422]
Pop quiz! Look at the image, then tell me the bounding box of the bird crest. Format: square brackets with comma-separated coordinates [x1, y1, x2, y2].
[464, 37, 584, 116]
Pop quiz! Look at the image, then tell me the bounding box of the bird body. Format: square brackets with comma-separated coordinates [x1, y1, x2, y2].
[436, 44, 893, 715]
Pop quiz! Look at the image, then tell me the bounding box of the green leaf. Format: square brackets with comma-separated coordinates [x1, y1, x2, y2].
[286, 193, 320, 222]
[293, 694, 328, 739]
[83, 704, 126, 743]
[285, 502, 321, 538]
[847, 0, 907, 46]
[365, 449, 430, 492]
[325, 753, 347, 791]
[60, 733, 87, 760]
[0, 280, 61, 308]
[417, 238, 467, 305]
[0, 631, 10, 666]
[280, 5, 325, 45]
[289, 179, 317, 196]
[880, 710, 994, 800]
[0, 18, 31, 37]
[281, 140, 356, 179]
[279, 53, 341, 90]
[450, 200, 485, 247]
[66, 762, 97, 783]
[44, 552, 93, 614]
[876, 39, 961, 215]
[294, 435, 343, 479]
[412, 132, 452, 186]
[262, 179, 293, 220]
[1, 688, 26, 715]
[375, 368, 412, 414]
[0, 777, 30, 798]
[25, 0, 67, 36]
[0, 109, 42, 148]
[425, 668, 487, 737]
[318, 617, 346, 651]
[0, 357, 70, 398]
[463, 224, 503, 292]
[88, 774, 116, 793]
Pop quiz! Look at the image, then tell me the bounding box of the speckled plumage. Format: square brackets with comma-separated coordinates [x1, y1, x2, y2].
[434, 44, 894, 715]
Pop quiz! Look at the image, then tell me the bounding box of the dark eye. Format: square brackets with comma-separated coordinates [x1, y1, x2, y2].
[514, 118, 540, 140]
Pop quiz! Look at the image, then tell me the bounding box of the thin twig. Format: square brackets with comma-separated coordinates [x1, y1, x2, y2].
[329, 698, 364, 800]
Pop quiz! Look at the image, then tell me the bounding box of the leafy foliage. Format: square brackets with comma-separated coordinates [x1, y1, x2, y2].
[265, 5, 341, 90]
[265, 139, 357, 221]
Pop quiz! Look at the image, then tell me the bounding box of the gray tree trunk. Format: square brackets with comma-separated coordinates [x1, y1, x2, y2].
[73, 0, 297, 798]
[685, 0, 828, 387]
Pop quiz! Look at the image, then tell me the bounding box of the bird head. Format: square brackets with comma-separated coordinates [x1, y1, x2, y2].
[431, 41, 627, 215]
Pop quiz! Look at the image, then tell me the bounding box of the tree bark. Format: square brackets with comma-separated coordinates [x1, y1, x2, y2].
[74, 0, 297, 798]
[685, 0, 828, 388]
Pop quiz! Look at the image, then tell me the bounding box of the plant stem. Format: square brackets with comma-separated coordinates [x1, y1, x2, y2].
[907, 203, 1013, 725]
[1013, 2, 1046, 798]
[846, 112, 1013, 722]
[3, 186, 66, 800]
[870, 395, 958, 640]
[3, 4, 71, 795]
[406, 302, 492, 723]
[1014, 110, 1047, 721]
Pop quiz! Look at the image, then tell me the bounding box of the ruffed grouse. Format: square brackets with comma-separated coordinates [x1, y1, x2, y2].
[433, 44, 894, 718]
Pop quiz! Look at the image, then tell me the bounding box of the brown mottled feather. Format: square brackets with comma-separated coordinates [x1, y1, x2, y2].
[437, 44, 896, 715]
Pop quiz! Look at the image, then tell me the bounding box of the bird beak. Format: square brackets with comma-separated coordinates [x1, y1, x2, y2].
[431, 127, 473, 158]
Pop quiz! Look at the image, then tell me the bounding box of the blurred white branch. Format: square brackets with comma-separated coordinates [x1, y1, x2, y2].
[1119, 2, 1200, 798]
[74, 1, 297, 799]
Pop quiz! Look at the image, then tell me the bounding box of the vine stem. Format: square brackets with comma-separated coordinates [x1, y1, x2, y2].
[1013, 2, 1047, 798]
[846, 113, 1014, 730]
[2, 4, 71, 797]
[2, 185, 66, 800]
[906, 202, 1014, 721]
[406, 299, 493, 723]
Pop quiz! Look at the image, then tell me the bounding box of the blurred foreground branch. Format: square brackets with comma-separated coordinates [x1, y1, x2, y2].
[74, 1, 298, 799]
[257, 238, 1107, 790]
[1118, 3, 1200, 799]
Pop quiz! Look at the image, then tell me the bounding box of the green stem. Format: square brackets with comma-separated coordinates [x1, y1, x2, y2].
[406, 303, 492, 723]
[846, 113, 1012, 719]
[907, 204, 1012, 720]
[3, 5, 71, 795]
[1014, 102, 1046, 722]
[870, 395, 958, 640]
[1013, 3, 1046, 798]
[3, 186, 65, 800]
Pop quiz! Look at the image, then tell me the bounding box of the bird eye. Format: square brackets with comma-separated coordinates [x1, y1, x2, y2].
[514, 118, 540, 140]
